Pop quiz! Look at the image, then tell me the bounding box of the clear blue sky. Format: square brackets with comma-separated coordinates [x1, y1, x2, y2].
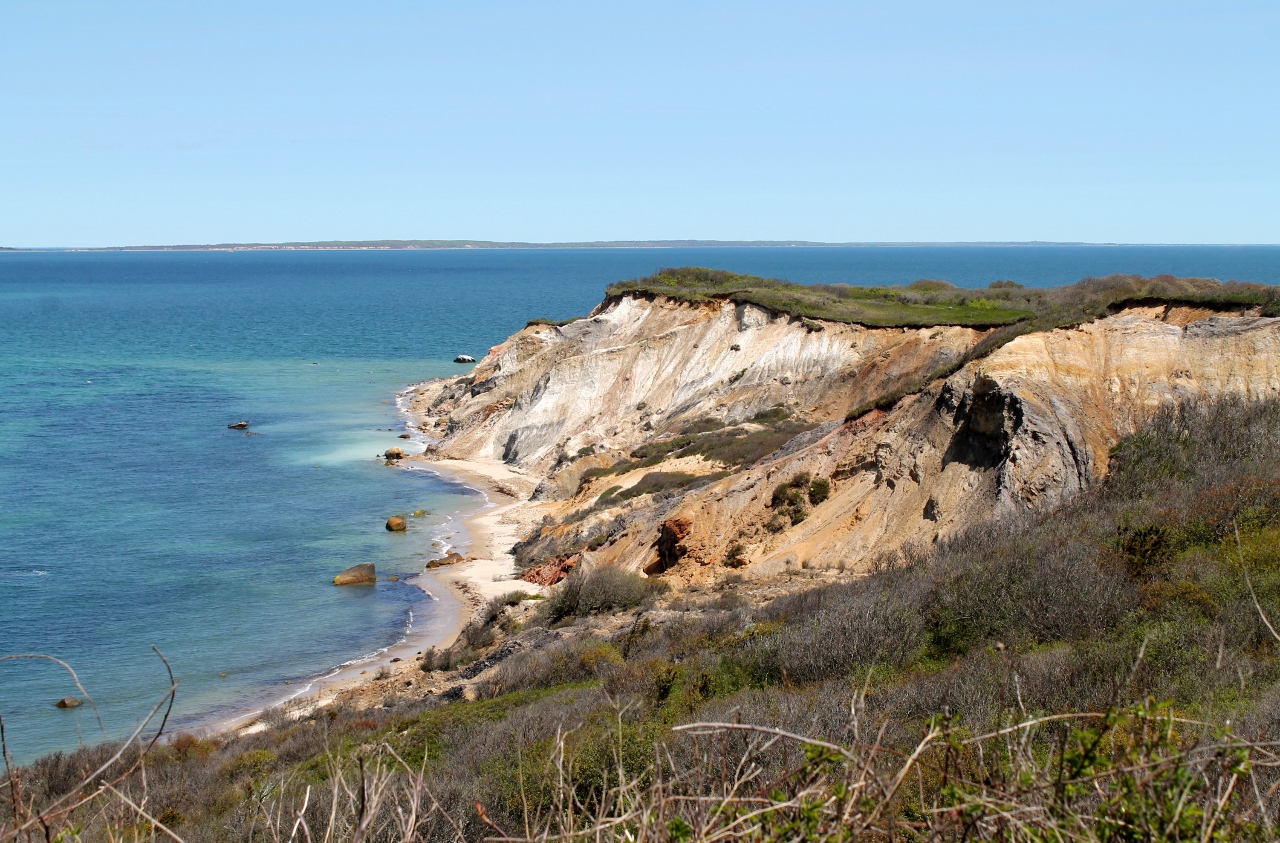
[2, 1, 1277, 247]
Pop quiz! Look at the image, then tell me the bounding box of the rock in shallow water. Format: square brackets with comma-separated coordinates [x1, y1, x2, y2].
[55, 696, 82, 708]
[384, 447, 405, 461]
[333, 563, 376, 585]
[385, 515, 407, 532]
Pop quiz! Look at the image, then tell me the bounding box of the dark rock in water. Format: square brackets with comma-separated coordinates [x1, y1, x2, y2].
[453, 354, 476, 363]
[55, 696, 82, 709]
[386, 515, 408, 532]
[398, 433, 411, 439]
[227, 421, 249, 430]
[387, 575, 399, 581]
[383, 447, 405, 461]
[333, 563, 376, 585]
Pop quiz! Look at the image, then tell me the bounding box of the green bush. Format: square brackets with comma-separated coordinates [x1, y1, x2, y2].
[770, 473, 812, 527]
[220, 749, 276, 781]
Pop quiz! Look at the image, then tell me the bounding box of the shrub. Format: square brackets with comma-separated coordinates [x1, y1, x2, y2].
[770, 473, 812, 526]
[220, 749, 276, 781]
[477, 638, 624, 696]
[576, 567, 661, 614]
[808, 477, 830, 505]
[617, 471, 702, 500]
[594, 485, 623, 509]
[544, 565, 667, 621]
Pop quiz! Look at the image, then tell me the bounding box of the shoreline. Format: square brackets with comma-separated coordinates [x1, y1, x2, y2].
[203, 422, 545, 736]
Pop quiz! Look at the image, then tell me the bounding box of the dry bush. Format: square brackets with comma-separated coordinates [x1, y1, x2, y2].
[476, 639, 623, 699]
[542, 566, 666, 623]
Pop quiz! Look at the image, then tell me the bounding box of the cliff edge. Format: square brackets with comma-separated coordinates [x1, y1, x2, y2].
[407, 274, 1280, 587]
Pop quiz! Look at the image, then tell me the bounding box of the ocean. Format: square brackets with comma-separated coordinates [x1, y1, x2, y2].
[2, 244, 1278, 762]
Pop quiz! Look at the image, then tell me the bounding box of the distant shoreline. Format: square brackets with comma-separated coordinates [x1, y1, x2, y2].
[12, 240, 1272, 253]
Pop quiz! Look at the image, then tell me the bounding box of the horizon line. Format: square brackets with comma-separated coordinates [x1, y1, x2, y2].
[4, 239, 1280, 252]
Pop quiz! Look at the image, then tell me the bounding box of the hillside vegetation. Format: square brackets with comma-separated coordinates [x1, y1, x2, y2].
[10, 396, 1280, 841]
[607, 266, 1280, 328]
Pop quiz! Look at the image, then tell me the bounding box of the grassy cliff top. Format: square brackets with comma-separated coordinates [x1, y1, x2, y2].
[606, 266, 1280, 328]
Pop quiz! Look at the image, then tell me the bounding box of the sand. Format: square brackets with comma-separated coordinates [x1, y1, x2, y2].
[423, 457, 545, 600]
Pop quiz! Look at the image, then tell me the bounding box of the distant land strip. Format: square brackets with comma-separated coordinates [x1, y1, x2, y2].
[0, 239, 1122, 252]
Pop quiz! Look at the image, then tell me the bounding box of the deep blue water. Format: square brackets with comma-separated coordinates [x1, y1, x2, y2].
[2, 245, 1278, 762]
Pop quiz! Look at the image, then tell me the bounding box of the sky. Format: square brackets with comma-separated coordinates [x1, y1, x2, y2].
[1, 1, 1277, 247]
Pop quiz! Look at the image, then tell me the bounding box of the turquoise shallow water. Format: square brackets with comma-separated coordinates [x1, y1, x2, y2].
[2, 246, 1278, 763]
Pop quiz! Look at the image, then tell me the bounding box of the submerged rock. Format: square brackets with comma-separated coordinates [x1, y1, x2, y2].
[386, 515, 407, 532]
[333, 563, 376, 585]
[55, 696, 82, 709]
[398, 433, 412, 439]
[227, 421, 249, 430]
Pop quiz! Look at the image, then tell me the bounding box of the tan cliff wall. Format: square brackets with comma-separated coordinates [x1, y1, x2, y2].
[412, 295, 990, 474]
[408, 296, 1280, 586]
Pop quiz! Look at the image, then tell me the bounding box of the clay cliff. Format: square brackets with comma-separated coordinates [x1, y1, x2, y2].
[407, 291, 1280, 586]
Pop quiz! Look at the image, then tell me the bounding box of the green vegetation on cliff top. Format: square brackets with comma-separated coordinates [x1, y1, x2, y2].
[607, 266, 1280, 328]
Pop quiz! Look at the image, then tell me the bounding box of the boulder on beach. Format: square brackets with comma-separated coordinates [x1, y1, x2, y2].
[453, 354, 475, 363]
[425, 551, 465, 569]
[227, 421, 249, 430]
[383, 447, 405, 461]
[386, 515, 407, 532]
[333, 563, 376, 585]
[55, 696, 83, 709]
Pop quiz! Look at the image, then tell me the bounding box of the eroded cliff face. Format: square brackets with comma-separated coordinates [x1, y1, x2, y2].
[407, 295, 1280, 586]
